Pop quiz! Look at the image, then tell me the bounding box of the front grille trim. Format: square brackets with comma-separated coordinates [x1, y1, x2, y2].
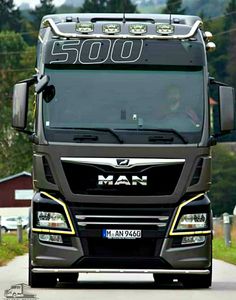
[70, 205, 173, 258]
[61, 157, 185, 169]
[75, 214, 169, 220]
[77, 221, 167, 227]
[75, 213, 170, 228]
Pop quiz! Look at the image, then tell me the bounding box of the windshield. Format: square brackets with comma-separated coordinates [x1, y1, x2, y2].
[43, 66, 204, 144]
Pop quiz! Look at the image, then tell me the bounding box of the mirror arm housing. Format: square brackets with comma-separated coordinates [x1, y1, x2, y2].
[19, 76, 37, 87]
[209, 77, 228, 87]
[209, 131, 231, 145]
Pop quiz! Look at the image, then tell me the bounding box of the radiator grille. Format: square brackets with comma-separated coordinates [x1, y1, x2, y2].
[63, 162, 183, 196]
[70, 205, 173, 258]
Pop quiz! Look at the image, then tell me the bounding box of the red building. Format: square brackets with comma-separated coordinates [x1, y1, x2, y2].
[0, 172, 33, 207]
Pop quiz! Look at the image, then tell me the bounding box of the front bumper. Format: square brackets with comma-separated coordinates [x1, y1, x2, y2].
[32, 268, 210, 275]
[31, 234, 212, 271]
[31, 192, 212, 272]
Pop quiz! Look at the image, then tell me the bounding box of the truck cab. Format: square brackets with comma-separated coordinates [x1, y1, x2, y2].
[12, 13, 235, 288]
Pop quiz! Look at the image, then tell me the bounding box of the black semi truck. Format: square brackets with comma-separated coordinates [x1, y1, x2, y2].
[12, 13, 235, 288]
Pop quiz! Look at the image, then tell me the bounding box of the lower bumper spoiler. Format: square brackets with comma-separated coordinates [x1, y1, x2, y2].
[32, 268, 210, 275]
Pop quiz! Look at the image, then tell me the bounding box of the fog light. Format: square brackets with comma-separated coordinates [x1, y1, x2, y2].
[76, 23, 94, 33]
[182, 235, 205, 245]
[129, 24, 147, 35]
[103, 24, 121, 34]
[156, 24, 174, 35]
[39, 234, 63, 244]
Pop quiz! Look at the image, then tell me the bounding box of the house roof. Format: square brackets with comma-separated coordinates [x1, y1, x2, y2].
[0, 171, 31, 184]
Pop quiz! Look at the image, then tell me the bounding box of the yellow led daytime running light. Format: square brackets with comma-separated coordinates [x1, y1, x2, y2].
[169, 193, 211, 236]
[32, 192, 75, 235]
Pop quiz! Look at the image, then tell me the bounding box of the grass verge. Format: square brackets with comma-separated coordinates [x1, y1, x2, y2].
[213, 236, 236, 265]
[0, 232, 28, 266]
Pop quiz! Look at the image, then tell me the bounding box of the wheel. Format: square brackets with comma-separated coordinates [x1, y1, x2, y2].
[180, 272, 212, 289]
[58, 273, 78, 283]
[1, 226, 7, 233]
[153, 274, 174, 285]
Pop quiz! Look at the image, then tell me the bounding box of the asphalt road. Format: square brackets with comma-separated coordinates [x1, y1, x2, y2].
[0, 255, 236, 300]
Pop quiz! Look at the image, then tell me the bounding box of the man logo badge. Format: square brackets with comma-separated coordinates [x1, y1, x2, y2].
[98, 175, 147, 186]
[116, 159, 130, 167]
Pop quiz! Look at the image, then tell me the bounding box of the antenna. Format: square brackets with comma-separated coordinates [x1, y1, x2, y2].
[123, 0, 126, 23]
[169, 11, 172, 25]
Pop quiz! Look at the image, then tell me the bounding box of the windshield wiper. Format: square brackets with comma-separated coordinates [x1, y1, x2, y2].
[73, 134, 98, 142]
[70, 127, 123, 144]
[116, 128, 188, 144]
[148, 136, 174, 143]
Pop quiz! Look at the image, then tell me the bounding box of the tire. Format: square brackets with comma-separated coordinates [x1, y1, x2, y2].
[180, 271, 212, 289]
[153, 274, 174, 285]
[1, 226, 7, 233]
[58, 273, 78, 284]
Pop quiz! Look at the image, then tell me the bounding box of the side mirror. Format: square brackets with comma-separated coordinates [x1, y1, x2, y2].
[12, 82, 29, 130]
[219, 86, 235, 132]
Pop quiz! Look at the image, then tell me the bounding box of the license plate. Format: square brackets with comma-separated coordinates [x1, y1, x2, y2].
[102, 229, 142, 239]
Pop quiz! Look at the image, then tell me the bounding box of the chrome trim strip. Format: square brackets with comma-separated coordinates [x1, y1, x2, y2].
[43, 18, 202, 40]
[61, 157, 185, 169]
[32, 268, 210, 275]
[77, 221, 166, 226]
[75, 215, 169, 221]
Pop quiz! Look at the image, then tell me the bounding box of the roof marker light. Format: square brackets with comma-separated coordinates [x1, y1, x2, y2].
[102, 24, 121, 34]
[129, 24, 147, 35]
[156, 24, 175, 35]
[75, 22, 94, 33]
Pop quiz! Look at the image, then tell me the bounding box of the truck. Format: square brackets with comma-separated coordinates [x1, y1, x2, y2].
[5, 284, 24, 298]
[12, 13, 235, 288]
[4, 283, 36, 299]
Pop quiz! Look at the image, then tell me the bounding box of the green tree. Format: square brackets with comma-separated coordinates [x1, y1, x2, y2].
[30, 0, 56, 30]
[210, 145, 236, 216]
[105, 0, 137, 13]
[0, 0, 22, 31]
[80, 0, 137, 13]
[0, 31, 35, 178]
[225, 0, 236, 27]
[225, 0, 236, 89]
[79, 0, 107, 13]
[162, 0, 185, 14]
[206, 17, 229, 82]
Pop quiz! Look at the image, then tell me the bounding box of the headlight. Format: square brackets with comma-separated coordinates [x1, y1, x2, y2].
[32, 192, 75, 235]
[169, 194, 211, 236]
[37, 211, 68, 229]
[176, 213, 207, 230]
